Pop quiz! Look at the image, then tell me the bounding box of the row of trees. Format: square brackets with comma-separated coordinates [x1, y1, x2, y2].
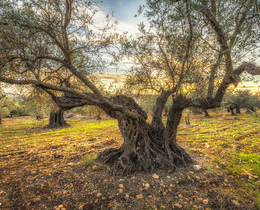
[139, 91, 260, 117]
[0, 0, 259, 174]
[0, 86, 107, 126]
[1, 89, 259, 123]
[224, 90, 260, 115]
[201, 90, 260, 117]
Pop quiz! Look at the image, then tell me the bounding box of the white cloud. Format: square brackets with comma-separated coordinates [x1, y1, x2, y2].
[114, 20, 140, 35]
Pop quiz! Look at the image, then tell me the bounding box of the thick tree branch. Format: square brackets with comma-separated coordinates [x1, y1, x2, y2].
[204, 62, 260, 109]
[165, 94, 192, 141]
[163, 62, 260, 112]
[199, 2, 234, 73]
[0, 76, 100, 104]
[206, 52, 223, 98]
[151, 89, 174, 130]
[177, 1, 194, 90]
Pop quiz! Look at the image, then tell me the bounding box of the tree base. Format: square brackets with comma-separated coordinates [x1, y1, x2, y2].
[45, 110, 70, 129]
[96, 141, 193, 175]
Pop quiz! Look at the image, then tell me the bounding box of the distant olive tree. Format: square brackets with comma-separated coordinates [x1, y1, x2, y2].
[223, 90, 260, 115]
[0, 94, 16, 124]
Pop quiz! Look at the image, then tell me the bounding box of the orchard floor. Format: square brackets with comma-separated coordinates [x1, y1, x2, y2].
[0, 112, 259, 209]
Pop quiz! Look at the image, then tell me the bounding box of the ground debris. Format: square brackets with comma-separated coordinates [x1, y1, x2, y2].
[1, 117, 259, 210]
[152, 174, 159, 179]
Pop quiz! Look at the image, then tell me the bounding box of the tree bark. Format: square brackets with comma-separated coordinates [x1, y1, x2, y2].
[0, 118, 2, 124]
[96, 94, 193, 175]
[45, 110, 69, 129]
[207, 53, 222, 98]
[236, 107, 241, 114]
[164, 108, 168, 116]
[229, 106, 236, 115]
[204, 109, 210, 117]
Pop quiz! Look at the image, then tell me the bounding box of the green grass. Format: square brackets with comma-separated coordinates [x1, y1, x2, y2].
[1, 112, 259, 207]
[83, 153, 104, 170]
[178, 112, 260, 206]
[0, 117, 120, 156]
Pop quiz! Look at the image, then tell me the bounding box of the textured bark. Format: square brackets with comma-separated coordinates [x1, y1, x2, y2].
[0, 118, 2, 124]
[236, 107, 241, 114]
[96, 94, 193, 175]
[207, 54, 222, 98]
[45, 110, 69, 129]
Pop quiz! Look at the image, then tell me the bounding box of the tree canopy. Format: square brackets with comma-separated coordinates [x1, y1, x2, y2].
[0, 93, 17, 123]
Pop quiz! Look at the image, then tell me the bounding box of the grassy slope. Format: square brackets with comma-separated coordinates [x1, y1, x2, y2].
[0, 112, 259, 208]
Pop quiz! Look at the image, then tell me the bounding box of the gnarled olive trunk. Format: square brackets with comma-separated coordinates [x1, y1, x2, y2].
[45, 110, 69, 129]
[96, 94, 193, 175]
[0, 117, 2, 124]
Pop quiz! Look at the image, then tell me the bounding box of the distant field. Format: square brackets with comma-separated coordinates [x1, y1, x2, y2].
[0, 112, 259, 209]
[98, 73, 126, 88]
[97, 72, 260, 94]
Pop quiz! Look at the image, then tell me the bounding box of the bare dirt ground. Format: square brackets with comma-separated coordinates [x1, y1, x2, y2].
[1, 140, 258, 210]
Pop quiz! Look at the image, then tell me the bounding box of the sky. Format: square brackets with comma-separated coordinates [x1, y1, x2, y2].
[98, 1, 260, 90]
[101, 0, 146, 35]
[100, 1, 260, 66]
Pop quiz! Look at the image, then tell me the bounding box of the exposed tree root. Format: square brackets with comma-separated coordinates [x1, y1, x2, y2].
[96, 115, 193, 175]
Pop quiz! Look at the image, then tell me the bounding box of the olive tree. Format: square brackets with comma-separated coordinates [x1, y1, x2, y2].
[0, 0, 259, 174]
[224, 90, 260, 115]
[0, 94, 16, 124]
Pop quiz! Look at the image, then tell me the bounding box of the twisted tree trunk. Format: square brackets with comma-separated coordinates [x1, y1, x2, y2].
[96, 94, 193, 175]
[45, 110, 69, 129]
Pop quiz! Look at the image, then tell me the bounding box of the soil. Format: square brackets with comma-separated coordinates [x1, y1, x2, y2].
[0, 139, 258, 210]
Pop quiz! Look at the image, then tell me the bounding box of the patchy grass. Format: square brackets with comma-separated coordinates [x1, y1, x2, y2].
[0, 112, 259, 209]
[0, 117, 120, 154]
[83, 153, 104, 171]
[178, 112, 260, 207]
